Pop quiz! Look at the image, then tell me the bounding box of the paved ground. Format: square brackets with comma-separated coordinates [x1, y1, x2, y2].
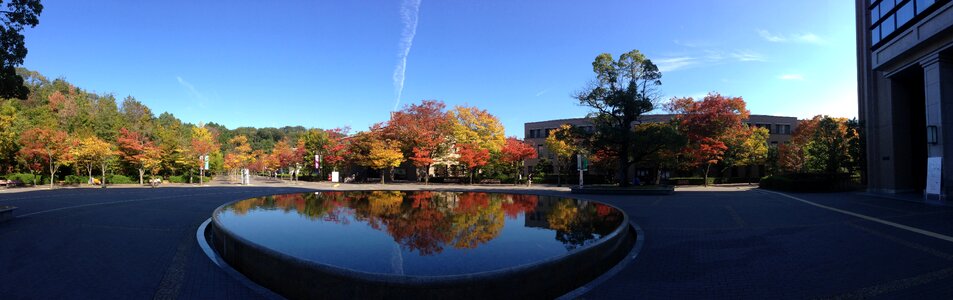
[1, 177, 952, 299]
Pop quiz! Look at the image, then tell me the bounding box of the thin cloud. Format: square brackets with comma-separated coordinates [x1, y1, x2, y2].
[534, 89, 549, 97]
[757, 29, 824, 44]
[757, 29, 786, 42]
[655, 57, 699, 72]
[731, 50, 766, 62]
[780, 74, 804, 80]
[176, 76, 208, 108]
[392, 0, 422, 111]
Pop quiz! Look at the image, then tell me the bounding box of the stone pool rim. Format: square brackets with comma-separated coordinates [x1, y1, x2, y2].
[205, 190, 638, 299]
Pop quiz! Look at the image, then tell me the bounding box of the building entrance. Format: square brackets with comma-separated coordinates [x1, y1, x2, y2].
[891, 67, 928, 193]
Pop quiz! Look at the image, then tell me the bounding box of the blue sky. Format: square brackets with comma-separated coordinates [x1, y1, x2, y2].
[21, 0, 857, 138]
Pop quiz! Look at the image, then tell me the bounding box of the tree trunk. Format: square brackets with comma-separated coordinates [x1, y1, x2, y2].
[138, 168, 145, 185]
[704, 163, 711, 187]
[380, 170, 385, 184]
[101, 163, 107, 188]
[618, 143, 630, 187]
[49, 165, 55, 190]
[654, 166, 662, 185]
[87, 165, 93, 185]
[424, 164, 430, 185]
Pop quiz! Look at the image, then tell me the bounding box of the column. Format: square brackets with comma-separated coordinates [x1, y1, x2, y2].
[920, 54, 953, 200]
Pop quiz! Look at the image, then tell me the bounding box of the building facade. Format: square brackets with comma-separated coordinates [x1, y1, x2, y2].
[857, 0, 953, 199]
[523, 114, 798, 176]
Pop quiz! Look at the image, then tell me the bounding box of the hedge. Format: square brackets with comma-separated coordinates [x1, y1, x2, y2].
[4, 173, 45, 185]
[759, 173, 853, 192]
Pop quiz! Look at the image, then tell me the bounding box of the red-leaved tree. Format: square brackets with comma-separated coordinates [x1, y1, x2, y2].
[500, 137, 537, 185]
[456, 143, 489, 184]
[18, 128, 71, 189]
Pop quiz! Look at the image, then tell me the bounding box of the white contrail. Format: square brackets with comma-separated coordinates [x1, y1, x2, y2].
[392, 0, 421, 111]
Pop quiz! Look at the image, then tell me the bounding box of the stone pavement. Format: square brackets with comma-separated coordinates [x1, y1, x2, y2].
[0, 177, 951, 299]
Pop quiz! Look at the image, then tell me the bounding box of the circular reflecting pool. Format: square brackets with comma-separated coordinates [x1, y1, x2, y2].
[206, 191, 635, 299]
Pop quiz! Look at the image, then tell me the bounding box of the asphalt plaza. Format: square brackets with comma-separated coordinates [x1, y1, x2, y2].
[1, 179, 952, 299]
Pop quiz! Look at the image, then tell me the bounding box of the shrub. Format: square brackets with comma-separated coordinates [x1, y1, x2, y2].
[666, 177, 717, 185]
[5, 173, 44, 185]
[65, 175, 91, 185]
[106, 175, 136, 184]
[167, 175, 210, 183]
[759, 173, 853, 192]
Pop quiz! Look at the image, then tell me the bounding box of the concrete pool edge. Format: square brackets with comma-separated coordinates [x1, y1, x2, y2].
[203, 191, 639, 299]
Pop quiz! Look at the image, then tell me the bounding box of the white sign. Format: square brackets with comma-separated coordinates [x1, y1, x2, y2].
[331, 171, 340, 183]
[926, 157, 942, 195]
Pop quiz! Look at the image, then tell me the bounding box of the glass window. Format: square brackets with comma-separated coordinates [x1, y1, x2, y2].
[872, 25, 881, 44]
[784, 125, 791, 134]
[871, 4, 880, 20]
[882, 14, 896, 37]
[897, 1, 914, 26]
[880, 0, 895, 18]
[917, 0, 936, 14]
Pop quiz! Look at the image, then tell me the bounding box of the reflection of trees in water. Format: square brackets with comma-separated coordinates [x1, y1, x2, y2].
[546, 199, 624, 250]
[224, 192, 623, 255]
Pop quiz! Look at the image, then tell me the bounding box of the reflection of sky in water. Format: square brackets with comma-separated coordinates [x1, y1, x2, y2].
[215, 191, 623, 276]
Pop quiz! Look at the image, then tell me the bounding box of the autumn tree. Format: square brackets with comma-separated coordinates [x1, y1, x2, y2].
[72, 135, 116, 187]
[386, 100, 452, 184]
[456, 143, 490, 184]
[366, 140, 404, 184]
[575, 49, 662, 186]
[667, 92, 750, 186]
[0, 99, 22, 172]
[18, 128, 71, 189]
[116, 128, 158, 185]
[300, 128, 329, 176]
[544, 124, 578, 186]
[500, 137, 537, 185]
[228, 135, 253, 184]
[190, 125, 219, 184]
[322, 127, 350, 173]
[806, 117, 854, 174]
[449, 105, 505, 153]
[720, 126, 769, 179]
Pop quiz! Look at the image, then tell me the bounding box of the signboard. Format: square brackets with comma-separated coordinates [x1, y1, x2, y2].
[203, 155, 209, 171]
[926, 157, 942, 195]
[577, 154, 588, 171]
[331, 171, 340, 183]
[315, 155, 321, 170]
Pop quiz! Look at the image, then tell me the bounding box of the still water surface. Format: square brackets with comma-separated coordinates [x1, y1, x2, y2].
[215, 191, 624, 276]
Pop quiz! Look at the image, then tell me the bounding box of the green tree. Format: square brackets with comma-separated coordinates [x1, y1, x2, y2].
[575, 49, 661, 186]
[0, 0, 43, 99]
[806, 116, 853, 174]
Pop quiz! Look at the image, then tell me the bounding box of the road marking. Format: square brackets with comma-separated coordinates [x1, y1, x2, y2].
[759, 190, 953, 243]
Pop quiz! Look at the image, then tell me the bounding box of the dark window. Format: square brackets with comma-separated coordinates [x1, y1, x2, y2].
[897, 1, 914, 26]
[775, 124, 782, 134]
[784, 125, 791, 134]
[917, 0, 935, 14]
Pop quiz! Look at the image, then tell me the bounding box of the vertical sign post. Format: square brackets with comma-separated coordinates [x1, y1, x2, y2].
[577, 154, 588, 188]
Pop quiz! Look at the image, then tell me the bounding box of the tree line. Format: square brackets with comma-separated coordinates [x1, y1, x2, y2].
[545, 49, 861, 186]
[0, 69, 540, 187]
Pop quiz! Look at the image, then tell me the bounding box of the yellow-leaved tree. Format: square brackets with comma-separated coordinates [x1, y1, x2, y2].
[367, 138, 404, 184]
[449, 105, 505, 153]
[544, 124, 577, 186]
[72, 135, 117, 187]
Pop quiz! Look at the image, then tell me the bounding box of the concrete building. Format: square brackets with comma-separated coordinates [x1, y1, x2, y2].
[856, 0, 952, 199]
[523, 114, 798, 176]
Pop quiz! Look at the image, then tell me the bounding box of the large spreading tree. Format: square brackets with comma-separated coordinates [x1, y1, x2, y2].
[575, 49, 662, 186]
[0, 0, 42, 99]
